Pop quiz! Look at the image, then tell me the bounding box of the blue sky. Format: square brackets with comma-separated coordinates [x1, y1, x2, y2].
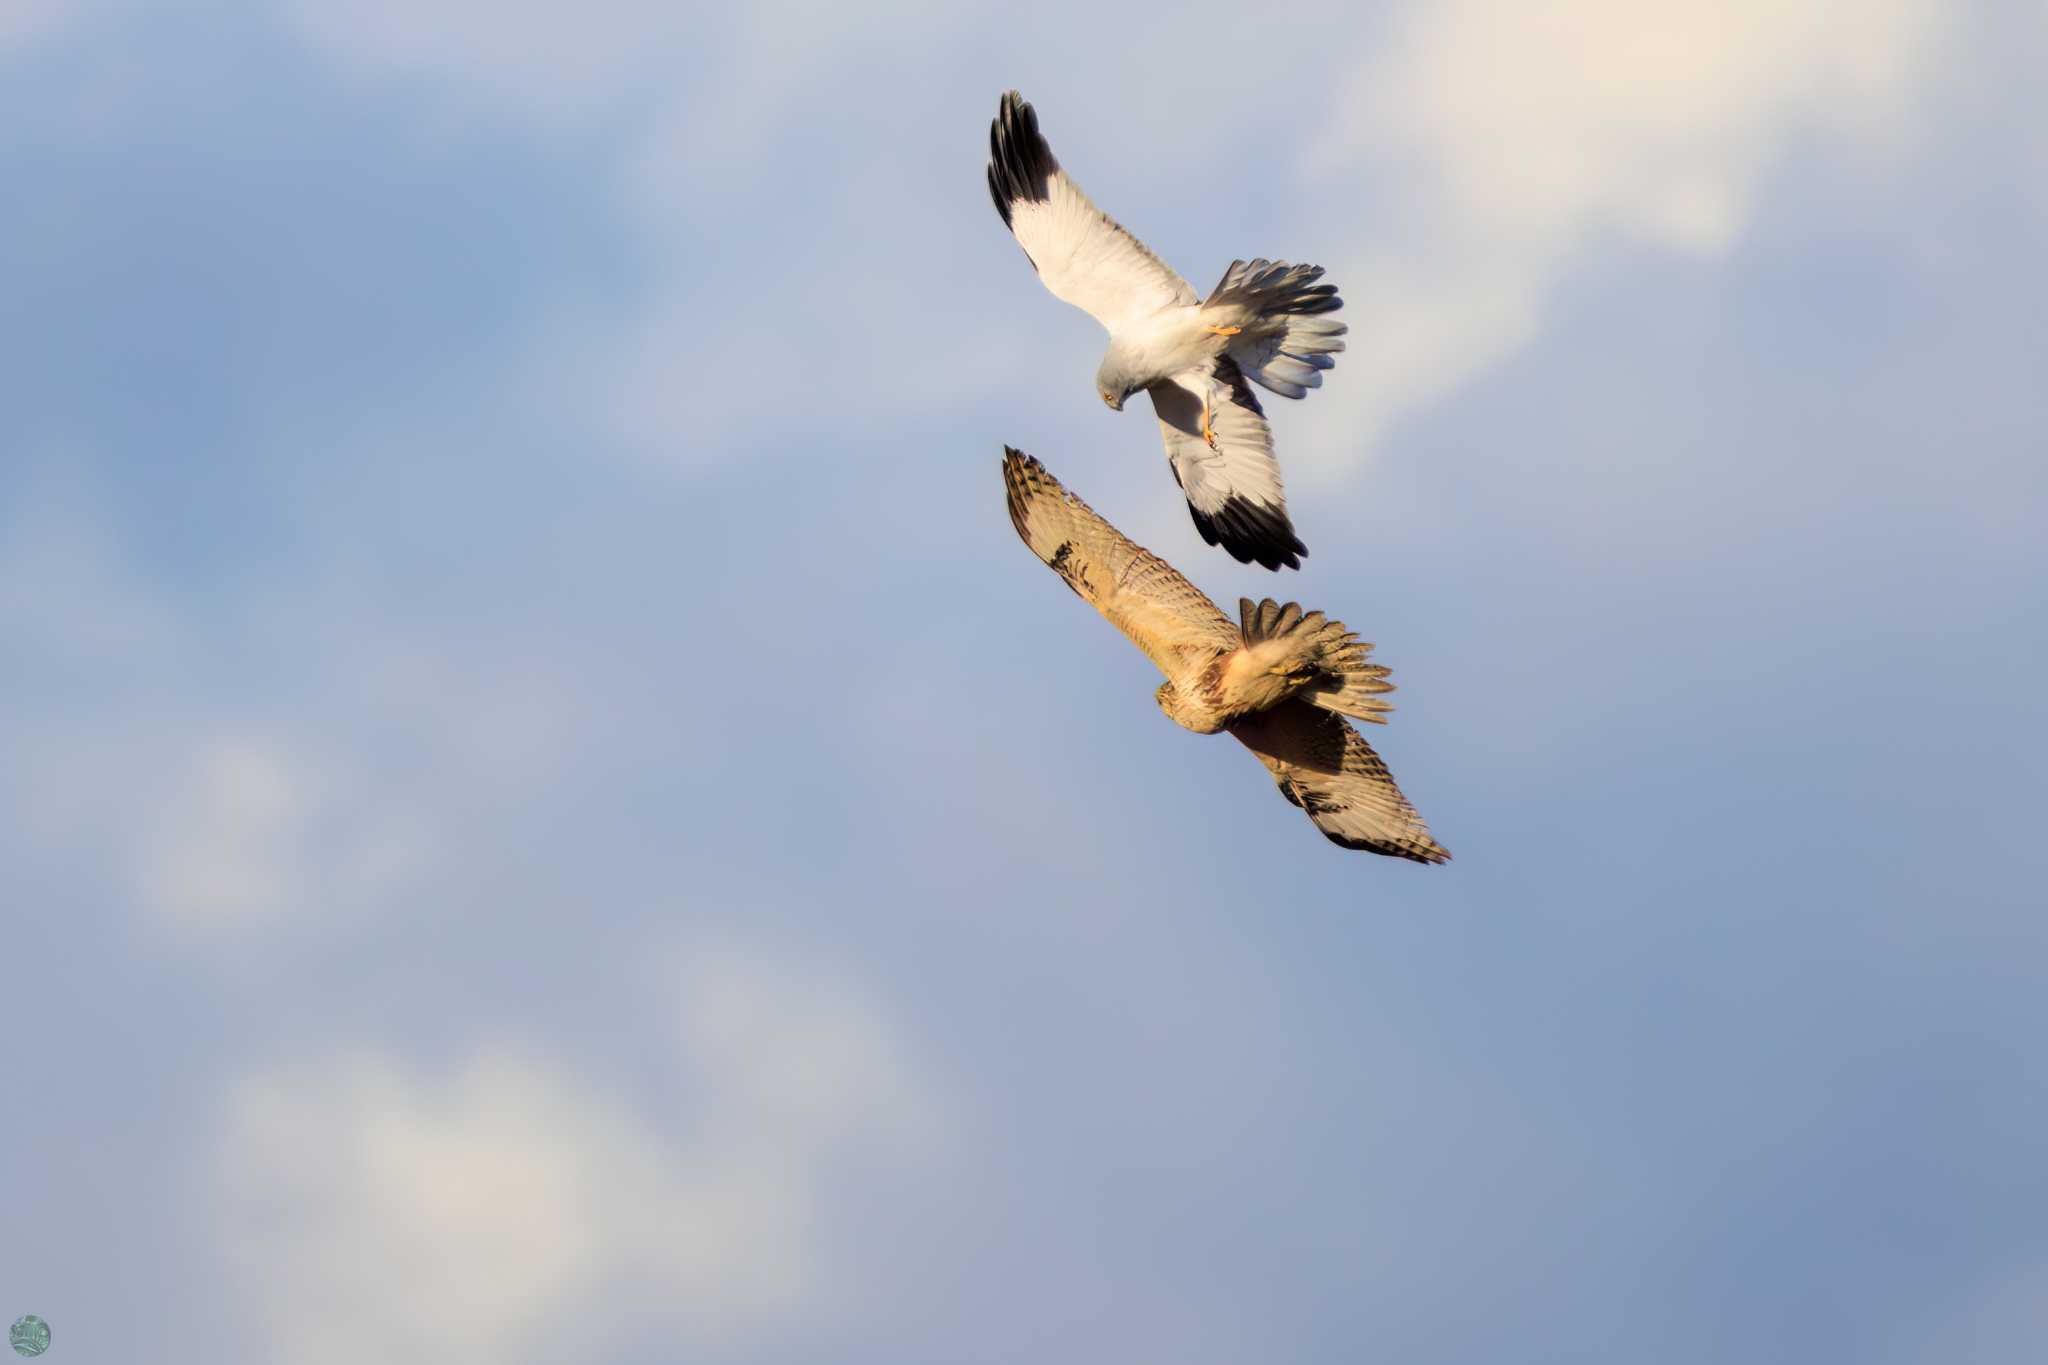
[2, 2, 2044, 1362]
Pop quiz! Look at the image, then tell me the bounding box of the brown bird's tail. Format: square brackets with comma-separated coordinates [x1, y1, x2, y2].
[1237, 597, 1395, 725]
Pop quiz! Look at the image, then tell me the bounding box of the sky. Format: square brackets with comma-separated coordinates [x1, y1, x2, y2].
[2, 1, 2045, 1362]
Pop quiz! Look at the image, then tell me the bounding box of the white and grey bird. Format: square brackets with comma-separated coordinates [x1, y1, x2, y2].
[987, 90, 1347, 571]
[1004, 448, 1448, 862]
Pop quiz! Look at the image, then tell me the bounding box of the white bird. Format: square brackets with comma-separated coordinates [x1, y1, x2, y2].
[988, 91, 1347, 572]
[1004, 447, 1448, 862]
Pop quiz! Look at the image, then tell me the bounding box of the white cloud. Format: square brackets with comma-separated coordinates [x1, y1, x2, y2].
[278, 0, 1961, 470]
[285, 0, 958, 130]
[676, 937, 938, 1145]
[215, 941, 942, 1364]
[16, 432, 783, 947]
[0, 470, 592, 937]
[113, 698, 465, 933]
[283, 0, 994, 470]
[1309, 0, 1953, 462]
[124, 724, 437, 931]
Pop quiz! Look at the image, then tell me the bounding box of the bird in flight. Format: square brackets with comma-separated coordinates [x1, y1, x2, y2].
[1003, 448, 1448, 862]
[987, 90, 1347, 572]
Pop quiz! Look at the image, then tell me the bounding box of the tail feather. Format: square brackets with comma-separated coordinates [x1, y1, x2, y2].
[1238, 596, 1395, 725]
[1203, 259, 1348, 400]
[1205, 259, 1342, 316]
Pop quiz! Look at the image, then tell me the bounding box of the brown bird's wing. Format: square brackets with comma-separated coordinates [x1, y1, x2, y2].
[1230, 700, 1450, 863]
[1002, 447, 1240, 677]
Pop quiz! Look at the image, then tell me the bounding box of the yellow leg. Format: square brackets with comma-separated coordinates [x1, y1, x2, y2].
[1203, 325, 1243, 337]
[1201, 385, 1219, 448]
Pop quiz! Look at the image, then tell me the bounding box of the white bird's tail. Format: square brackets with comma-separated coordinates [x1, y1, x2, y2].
[1202, 259, 1347, 400]
[1237, 597, 1394, 725]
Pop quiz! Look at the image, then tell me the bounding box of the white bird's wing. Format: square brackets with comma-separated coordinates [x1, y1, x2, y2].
[988, 91, 1196, 334]
[1002, 447, 1240, 679]
[1150, 357, 1307, 571]
[1230, 700, 1450, 863]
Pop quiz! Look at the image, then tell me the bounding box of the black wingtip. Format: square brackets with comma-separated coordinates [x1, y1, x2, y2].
[987, 89, 1057, 229]
[1189, 496, 1308, 572]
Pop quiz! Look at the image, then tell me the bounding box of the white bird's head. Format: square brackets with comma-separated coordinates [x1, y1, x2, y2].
[1094, 353, 1141, 412]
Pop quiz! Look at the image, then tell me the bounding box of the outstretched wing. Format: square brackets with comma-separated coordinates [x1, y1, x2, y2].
[1230, 700, 1449, 863]
[1002, 447, 1240, 678]
[1150, 357, 1308, 571]
[987, 91, 1196, 334]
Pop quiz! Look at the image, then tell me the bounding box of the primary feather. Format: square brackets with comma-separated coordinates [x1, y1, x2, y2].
[987, 91, 1195, 333]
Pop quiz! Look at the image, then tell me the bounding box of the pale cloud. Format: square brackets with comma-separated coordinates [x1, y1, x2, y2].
[112, 625, 636, 929]
[284, 0, 692, 119]
[125, 725, 436, 930]
[1308, 0, 1954, 463]
[216, 941, 942, 1364]
[125, 720, 451, 932]
[676, 937, 939, 1145]
[142, 738, 308, 922]
[0, 456, 176, 665]
[0, 473, 591, 936]
[0, 0, 78, 52]
[282, 0, 988, 470]
[277, 0, 1962, 470]
[285, 0, 959, 131]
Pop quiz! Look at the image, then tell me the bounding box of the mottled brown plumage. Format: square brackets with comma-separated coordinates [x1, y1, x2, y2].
[1003, 448, 1448, 863]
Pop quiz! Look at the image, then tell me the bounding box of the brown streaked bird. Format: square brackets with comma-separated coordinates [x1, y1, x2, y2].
[987, 90, 1347, 572]
[1003, 448, 1449, 863]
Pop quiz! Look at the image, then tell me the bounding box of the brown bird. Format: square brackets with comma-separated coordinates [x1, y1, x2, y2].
[1003, 448, 1449, 863]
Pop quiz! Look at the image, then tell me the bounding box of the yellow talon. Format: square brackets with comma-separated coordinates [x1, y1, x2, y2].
[1203, 325, 1243, 337]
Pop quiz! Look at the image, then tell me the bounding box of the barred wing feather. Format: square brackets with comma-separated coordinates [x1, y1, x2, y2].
[1002, 447, 1239, 677]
